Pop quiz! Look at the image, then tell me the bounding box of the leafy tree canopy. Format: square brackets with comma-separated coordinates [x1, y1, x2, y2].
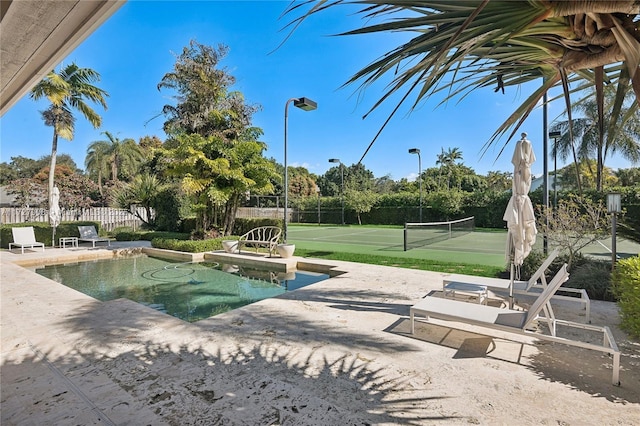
[158, 40, 261, 140]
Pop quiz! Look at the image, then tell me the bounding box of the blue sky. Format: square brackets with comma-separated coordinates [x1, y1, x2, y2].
[1, 0, 633, 181]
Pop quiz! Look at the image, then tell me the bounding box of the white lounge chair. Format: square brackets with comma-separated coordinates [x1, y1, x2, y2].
[443, 248, 591, 322]
[9, 227, 45, 254]
[411, 264, 620, 385]
[77, 225, 111, 248]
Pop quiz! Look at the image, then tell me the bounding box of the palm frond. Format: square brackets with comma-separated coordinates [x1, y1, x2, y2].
[285, 0, 640, 161]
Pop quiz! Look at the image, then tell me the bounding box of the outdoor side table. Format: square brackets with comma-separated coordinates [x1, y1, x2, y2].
[59, 237, 78, 248]
[443, 281, 488, 305]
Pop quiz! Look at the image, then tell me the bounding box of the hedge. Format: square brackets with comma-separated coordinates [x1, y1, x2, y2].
[114, 231, 190, 241]
[151, 236, 240, 253]
[612, 255, 640, 339]
[1, 221, 103, 249]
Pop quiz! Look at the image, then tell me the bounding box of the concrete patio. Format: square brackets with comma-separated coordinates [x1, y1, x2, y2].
[1, 243, 639, 425]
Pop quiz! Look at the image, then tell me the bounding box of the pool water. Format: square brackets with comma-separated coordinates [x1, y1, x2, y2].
[35, 255, 329, 322]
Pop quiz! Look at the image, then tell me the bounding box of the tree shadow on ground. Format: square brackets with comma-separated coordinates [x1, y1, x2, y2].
[2, 297, 460, 425]
[386, 317, 640, 404]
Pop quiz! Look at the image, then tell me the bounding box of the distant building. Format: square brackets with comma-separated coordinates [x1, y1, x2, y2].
[530, 174, 562, 192]
[0, 186, 18, 207]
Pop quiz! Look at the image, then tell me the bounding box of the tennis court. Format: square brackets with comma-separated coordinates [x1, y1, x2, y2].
[287, 224, 640, 268]
[287, 224, 508, 267]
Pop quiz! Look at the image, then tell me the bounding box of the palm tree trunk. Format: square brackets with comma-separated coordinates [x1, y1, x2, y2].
[111, 159, 118, 182]
[597, 148, 604, 191]
[48, 131, 58, 213]
[569, 139, 583, 193]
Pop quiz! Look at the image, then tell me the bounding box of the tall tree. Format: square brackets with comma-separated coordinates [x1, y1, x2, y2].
[287, 2, 640, 163]
[161, 132, 278, 235]
[96, 131, 144, 182]
[158, 40, 260, 141]
[30, 63, 107, 216]
[436, 147, 464, 189]
[551, 86, 640, 190]
[86, 131, 144, 189]
[157, 40, 272, 234]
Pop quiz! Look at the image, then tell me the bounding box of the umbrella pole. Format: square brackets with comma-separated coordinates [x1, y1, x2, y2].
[509, 262, 515, 309]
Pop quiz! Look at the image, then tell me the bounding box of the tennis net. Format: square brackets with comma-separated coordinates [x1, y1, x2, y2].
[403, 216, 475, 250]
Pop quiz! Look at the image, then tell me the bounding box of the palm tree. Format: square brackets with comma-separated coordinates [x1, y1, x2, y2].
[112, 173, 164, 228]
[486, 171, 512, 191]
[30, 63, 107, 212]
[287, 1, 639, 162]
[95, 131, 145, 182]
[552, 86, 640, 190]
[436, 147, 463, 189]
[435, 148, 447, 188]
[444, 147, 463, 165]
[85, 140, 111, 197]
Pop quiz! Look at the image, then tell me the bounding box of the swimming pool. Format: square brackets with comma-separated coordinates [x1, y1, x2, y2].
[35, 255, 329, 322]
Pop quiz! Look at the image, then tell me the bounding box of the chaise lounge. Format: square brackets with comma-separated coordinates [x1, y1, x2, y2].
[411, 264, 620, 385]
[9, 227, 45, 254]
[77, 225, 111, 248]
[442, 248, 591, 322]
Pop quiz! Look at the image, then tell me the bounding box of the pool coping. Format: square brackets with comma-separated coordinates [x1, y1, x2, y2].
[2, 242, 639, 424]
[7, 243, 340, 275]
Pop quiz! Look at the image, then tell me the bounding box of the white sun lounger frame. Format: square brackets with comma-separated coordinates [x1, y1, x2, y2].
[411, 264, 620, 385]
[443, 248, 591, 322]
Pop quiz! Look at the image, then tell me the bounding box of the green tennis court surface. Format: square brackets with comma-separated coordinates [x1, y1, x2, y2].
[287, 224, 639, 268]
[288, 225, 506, 267]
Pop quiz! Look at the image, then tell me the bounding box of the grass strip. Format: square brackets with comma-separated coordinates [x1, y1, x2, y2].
[295, 248, 503, 277]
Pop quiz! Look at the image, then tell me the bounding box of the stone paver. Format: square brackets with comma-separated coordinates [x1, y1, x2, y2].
[1, 243, 639, 425]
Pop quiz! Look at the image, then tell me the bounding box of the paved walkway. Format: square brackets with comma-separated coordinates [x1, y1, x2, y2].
[1, 244, 639, 424]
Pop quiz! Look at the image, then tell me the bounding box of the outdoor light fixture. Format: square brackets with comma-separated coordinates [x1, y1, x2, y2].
[607, 193, 622, 270]
[607, 193, 621, 214]
[408, 148, 423, 222]
[328, 158, 345, 225]
[284, 97, 317, 243]
[549, 131, 561, 207]
[293, 97, 317, 111]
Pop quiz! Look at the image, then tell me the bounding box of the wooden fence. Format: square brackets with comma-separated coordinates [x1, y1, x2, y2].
[236, 207, 283, 219]
[0, 207, 149, 231]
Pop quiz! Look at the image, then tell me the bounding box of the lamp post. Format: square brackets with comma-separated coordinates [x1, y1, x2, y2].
[408, 148, 422, 222]
[328, 158, 344, 225]
[607, 193, 621, 270]
[315, 185, 321, 225]
[549, 130, 561, 207]
[284, 97, 317, 243]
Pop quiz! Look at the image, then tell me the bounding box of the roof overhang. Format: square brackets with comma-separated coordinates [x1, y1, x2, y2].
[0, 0, 126, 116]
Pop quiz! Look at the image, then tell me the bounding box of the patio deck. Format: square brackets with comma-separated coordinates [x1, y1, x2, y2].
[1, 243, 639, 424]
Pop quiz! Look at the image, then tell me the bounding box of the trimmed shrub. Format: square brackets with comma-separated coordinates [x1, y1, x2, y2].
[519, 250, 614, 301]
[151, 236, 239, 253]
[565, 259, 614, 301]
[180, 217, 197, 234]
[612, 255, 640, 339]
[114, 231, 190, 241]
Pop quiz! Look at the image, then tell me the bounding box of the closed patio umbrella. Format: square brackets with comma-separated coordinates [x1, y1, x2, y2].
[49, 186, 61, 247]
[503, 133, 537, 307]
